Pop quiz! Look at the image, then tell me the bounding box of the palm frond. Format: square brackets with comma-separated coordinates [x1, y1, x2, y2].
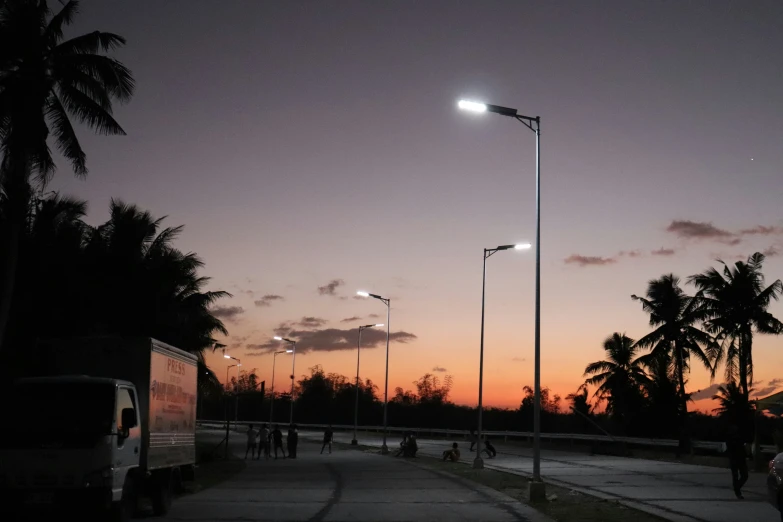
[56, 83, 125, 135]
[44, 0, 79, 45]
[54, 30, 127, 55]
[45, 93, 87, 176]
[57, 53, 135, 102]
[583, 360, 614, 377]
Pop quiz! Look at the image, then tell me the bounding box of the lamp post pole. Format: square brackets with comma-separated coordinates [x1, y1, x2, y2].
[269, 349, 292, 423]
[458, 99, 544, 494]
[225, 364, 235, 393]
[352, 323, 384, 445]
[270, 352, 277, 423]
[475, 244, 531, 470]
[289, 342, 296, 425]
[273, 337, 297, 425]
[357, 291, 392, 454]
[224, 352, 241, 423]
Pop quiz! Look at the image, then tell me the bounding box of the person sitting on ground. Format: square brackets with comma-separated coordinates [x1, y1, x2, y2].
[404, 434, 418, 458]
[483, 438, 497, 459]
[395, 431, 411, 457]
[442, 442, 461, 462]
[244, 424, 258, 460]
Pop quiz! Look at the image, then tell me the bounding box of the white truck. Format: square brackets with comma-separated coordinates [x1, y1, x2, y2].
[0, 337, 198, 521]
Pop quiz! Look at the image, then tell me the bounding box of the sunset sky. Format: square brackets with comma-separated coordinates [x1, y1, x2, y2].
[50, 1, 783, 412]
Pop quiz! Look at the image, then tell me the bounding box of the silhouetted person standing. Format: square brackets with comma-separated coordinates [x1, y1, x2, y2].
[260, 424, 270, 460]
[726, 424, 748, 499]
[321, 425, 333, 454]
[287, 424, 299, 458]
[244, 424, 258, 460]
[272, 424, 285, 459]
[469, 428, 477, 452]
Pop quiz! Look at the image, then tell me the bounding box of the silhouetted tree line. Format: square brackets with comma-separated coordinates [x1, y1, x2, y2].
[1, 194, 230, 398]
[200, 364, 780, 447]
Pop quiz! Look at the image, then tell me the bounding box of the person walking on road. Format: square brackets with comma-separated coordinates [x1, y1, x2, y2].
[469, 428, 477, 452]
[482, 438, 497, 459]
[321, 425, 334, 454]
[260, 424, 270, 460]
[244, 424, 258, 460]
[726, 424, 748, 499]
[272, 424, 285, 459]
[287, 424, 299, 458]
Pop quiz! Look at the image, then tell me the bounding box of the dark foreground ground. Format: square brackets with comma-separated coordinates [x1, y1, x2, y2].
[163, 436, 552, 522]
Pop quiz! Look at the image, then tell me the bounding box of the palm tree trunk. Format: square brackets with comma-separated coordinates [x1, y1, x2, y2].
[0, 163, 32, 359]
[674, 342, 690, 455]
[0, 219, 20, 358]
[738, 328, 750, 398]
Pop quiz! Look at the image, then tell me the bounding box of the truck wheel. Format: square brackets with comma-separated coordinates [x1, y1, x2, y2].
[151, 471, 173, 516]
[111, 474, 137, 522]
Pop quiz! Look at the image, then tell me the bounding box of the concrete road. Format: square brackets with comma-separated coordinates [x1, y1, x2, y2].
[312, 430, 779, 522]
[163, 436, 552, 522]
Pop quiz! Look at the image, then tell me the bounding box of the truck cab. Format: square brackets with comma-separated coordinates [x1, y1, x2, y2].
[0, 376, 143, 519]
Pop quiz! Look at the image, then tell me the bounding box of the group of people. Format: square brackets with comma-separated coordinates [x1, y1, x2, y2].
[440, 430, 496, 462]
[396, 431, 418, 457]
[245, 423, 299, 460]
[245, 424, 335, 459]
[395, 429, 498, 462]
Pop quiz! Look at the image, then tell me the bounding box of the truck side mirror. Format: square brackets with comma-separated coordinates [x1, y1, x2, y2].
[121, 408, 137, 432]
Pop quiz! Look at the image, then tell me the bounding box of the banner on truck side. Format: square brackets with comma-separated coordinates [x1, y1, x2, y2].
[148, 347, 197, 468]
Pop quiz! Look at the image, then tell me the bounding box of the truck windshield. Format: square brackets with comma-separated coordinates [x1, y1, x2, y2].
[2, 381, 115, 449]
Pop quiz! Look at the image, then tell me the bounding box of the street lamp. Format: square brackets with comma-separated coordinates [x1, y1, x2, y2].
[351, 323, 384, 446]
[474, 243, 531, 470]
[356, 290, 392, 454]
[224, 351, 241, 422]
[458, 99, 545, 495]
[274, 336, 297, 424]
[269, 347, 293, 423]
[225, 364, 236, 392]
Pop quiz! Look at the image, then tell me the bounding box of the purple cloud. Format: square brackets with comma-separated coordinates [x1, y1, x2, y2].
[246, 326, 416, 355]
[254, 294, 284, 307]
[211, 305, 245, 321]
[564, 254, 616, 267]
[318, 279, 345, 296]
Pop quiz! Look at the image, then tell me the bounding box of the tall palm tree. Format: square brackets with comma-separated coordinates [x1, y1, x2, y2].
[689, 253, 783, 398]
[640, 351, 683, 437]
[566, 384, 592, 417]
[632, 275, 714, 415]
[0, 0, 134, 354]
[84, 199, 230, 353]
[583, 332, 648, 424]
[712, 381, 755, 421]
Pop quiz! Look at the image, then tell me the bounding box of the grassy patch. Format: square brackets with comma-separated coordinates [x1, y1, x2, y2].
[417, 456, 668, 522]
